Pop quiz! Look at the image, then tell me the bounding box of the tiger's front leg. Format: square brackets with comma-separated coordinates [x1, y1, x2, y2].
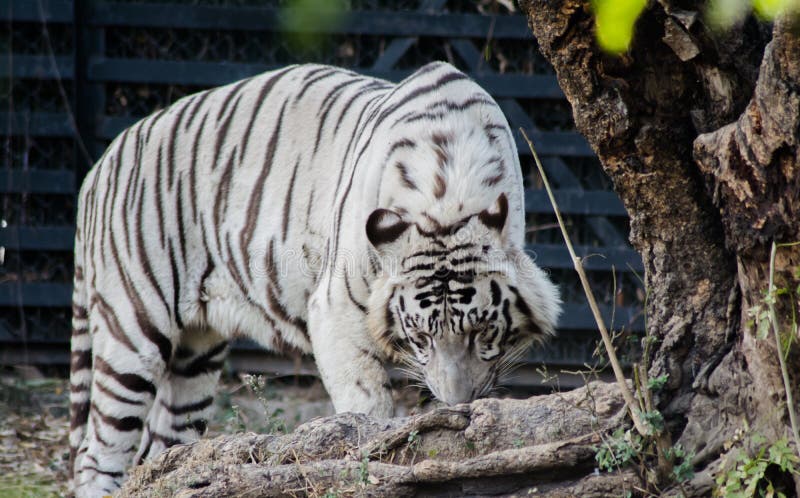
[308, 290, 394, 418]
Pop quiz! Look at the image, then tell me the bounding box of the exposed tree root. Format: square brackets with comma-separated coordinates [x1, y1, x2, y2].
[120, 381, 639, 497]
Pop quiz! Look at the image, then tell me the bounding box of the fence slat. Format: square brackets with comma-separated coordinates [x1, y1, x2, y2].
[1, 226, 75, 250]
[525, 189, 627, 217]
[371, 38, 417, 71]
[87, 58, 562, 99]
[0, 112, 75, 137]
[87, 3, 532, 39]
[515, 129, 594, 157]
[88, 58, 270, 87]
[559, 301, 644, 332]
[526, 243, 643, 272]
[0, 169, 75, 194]
[586, 217, 629, 248]
[0, 0, 73, 23]
[533, 156, 630, 247]
[0, 54, 74, 80]
[0, 282, 72, 307]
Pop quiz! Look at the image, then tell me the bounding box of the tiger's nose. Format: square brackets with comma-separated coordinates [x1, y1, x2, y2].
[432, 361, 473, 405]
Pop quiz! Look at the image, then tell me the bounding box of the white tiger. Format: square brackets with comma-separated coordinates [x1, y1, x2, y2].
[69, 62, 561, 496]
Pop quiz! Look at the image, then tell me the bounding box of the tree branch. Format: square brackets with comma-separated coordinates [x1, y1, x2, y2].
[694, 18, 800, 252]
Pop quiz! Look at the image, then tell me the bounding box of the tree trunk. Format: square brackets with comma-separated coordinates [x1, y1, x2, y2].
[119, 4, 800, 497]
[522, 0, 800, 492]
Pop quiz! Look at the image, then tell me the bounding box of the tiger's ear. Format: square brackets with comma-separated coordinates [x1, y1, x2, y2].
[508, 246, 562, 341]
[366, 208, 411, 251]
[478, 193, 508, 232]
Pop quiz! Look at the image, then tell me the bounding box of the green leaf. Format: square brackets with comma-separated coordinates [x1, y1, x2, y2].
[591, 0, 647, 53]
[757, 316, 771, 339]
[706, 0, 750, 29]
[671, 444, 696, 483]
[753, 0, 793, 18]
[640, 410, 665, 434]
[647, 374, 669, 391]
[280, 0, 347, 51]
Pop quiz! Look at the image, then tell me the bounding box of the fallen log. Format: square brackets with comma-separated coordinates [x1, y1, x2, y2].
[120, 381, 641, 497]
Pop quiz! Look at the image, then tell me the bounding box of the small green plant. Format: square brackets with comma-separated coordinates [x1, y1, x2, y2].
[265, 407, 288, 434]
[640, 410, 665, 436]
[595, 427, 696, 492]
[715, 437, 800, 497]
[359, 449, 370, 485]
[222, 403, 246, 433]
[244, 374, 288, 434]
[746, 241, 800, 459]
[665, 444, 695, 484]
[0, 474, 63, 498]
[595, 427, 643, 472]
[646, 374, 669, 392]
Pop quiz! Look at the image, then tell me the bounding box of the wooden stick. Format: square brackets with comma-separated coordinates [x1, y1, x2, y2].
[768, 241, 800, 459]
[520, 128, 647, 437]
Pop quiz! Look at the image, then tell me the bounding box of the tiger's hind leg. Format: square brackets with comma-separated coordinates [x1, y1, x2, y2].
[136, 328, 228, 464]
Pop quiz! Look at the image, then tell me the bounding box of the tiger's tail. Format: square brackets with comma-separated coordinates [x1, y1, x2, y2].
[68, 205, 92, 482]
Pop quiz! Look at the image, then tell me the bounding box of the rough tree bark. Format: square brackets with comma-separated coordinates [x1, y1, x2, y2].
[522, 0, 800, 493]
[120, 4, 800, 497]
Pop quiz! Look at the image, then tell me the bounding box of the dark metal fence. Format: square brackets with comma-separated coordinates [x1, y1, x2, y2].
[0, 0, 644, 386]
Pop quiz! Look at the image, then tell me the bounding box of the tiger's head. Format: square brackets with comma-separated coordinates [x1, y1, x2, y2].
[365, 194, 561, 405]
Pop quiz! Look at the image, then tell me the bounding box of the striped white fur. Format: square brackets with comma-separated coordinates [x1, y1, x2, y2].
[69, 62, 561, 496]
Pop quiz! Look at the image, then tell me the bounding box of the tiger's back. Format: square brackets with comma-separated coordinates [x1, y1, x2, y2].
[75, 64, 390, 353]
[70, 62, 560, 496]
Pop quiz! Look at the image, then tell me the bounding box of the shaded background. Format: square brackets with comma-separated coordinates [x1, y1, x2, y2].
[1, 0, 644, 390]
